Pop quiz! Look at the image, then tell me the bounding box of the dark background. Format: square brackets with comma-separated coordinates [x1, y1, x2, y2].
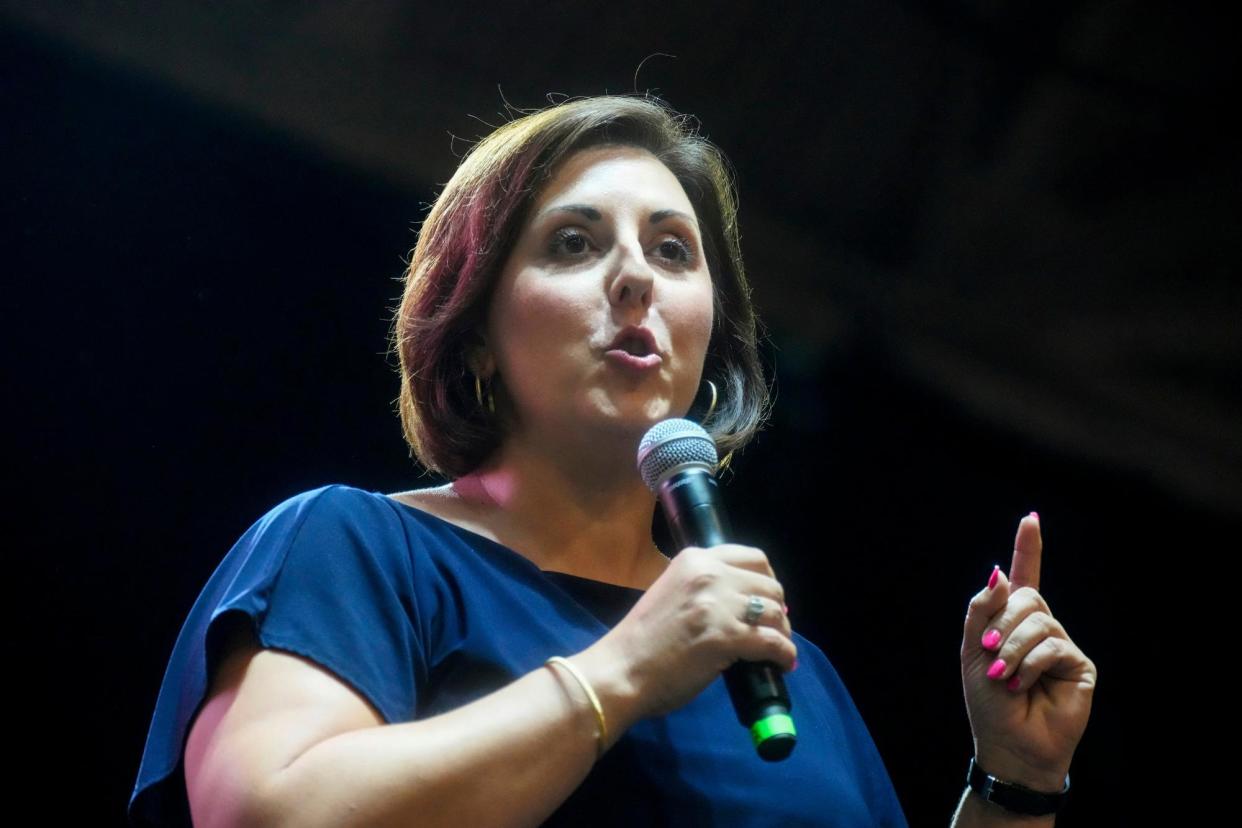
[5, 2, 1236, 825]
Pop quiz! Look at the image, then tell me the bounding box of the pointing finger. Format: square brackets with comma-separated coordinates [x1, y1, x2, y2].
[1009, 512, 1042, 591]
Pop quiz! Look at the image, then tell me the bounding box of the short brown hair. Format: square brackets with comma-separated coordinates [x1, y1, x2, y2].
[390, 95, 770, 478]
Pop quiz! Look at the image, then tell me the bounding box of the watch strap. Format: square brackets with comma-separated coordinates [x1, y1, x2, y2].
[967, 756, 1070, 816]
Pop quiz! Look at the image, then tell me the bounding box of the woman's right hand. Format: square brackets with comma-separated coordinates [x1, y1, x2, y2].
[594, 544, 797, 721]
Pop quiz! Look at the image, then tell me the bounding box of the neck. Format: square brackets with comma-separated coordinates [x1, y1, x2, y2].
[452, 427, 668, 589]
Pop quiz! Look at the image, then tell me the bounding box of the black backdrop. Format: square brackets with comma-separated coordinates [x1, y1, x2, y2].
[5, 6, 1236, 825]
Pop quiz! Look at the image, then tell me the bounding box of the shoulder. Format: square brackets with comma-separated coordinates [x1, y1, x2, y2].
[272, 482, 390, 514]
[269, 484, 497, 570]
[233, 484, 422, 578]
[385, 485, 499, 534]
[258, 483, 420, 532]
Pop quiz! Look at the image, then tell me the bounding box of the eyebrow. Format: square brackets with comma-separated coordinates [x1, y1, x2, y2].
[537, 203, 699, 230]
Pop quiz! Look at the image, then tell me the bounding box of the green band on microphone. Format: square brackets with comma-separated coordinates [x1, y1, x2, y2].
[751, 713, 796, 747]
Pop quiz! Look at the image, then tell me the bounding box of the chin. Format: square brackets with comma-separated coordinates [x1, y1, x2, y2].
[588, 408, 669, 441]
[574, 391, 688, 438]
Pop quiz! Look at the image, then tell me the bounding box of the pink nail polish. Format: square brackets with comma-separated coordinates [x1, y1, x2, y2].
[1006, 674, 1021, 691]
[791, 657, 798, 672]
[987, 658, 1006, 680]
[988, 565, 1000, 590]
[1029, 511, 1039, 522]
[783, 603, 789, 615]
[981, 629, 1002, 650]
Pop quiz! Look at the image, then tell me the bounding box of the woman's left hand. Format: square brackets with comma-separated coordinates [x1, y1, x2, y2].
[961, 514, 1098, 792]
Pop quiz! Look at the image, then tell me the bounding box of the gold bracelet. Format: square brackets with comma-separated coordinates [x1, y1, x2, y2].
[545, 656, 607, 759]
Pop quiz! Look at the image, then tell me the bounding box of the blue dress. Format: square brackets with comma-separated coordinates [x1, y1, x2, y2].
[128, 484, 909, 826]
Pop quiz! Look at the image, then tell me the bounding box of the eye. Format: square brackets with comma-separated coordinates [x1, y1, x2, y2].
[655, 235, 696, 266]
[548, 227, 592, 258]
[546, 226, 698, 267]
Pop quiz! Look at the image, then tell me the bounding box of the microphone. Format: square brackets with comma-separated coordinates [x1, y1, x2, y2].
[637, 418, 796, 761]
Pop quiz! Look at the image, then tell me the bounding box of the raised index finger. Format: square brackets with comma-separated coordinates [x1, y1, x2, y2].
[1009, 512, 1042, 591]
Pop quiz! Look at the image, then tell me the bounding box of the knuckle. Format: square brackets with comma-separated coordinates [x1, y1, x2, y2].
[1022, 588, 1051, 613]
[680, 546, 709, 565]
[763, 624, 790, 653]
[1042, 635, 1066, 658]
[1012, 586, 1042, 606]
[1021, 611, 1057, 642]
[683, 597, 718, 639]
[687, 569, 719, 593]
[968, 588, 994, 612]
[757, 553, 776, 577]
[740, 543, 772, 567]
[1036, 611, 1061, 636]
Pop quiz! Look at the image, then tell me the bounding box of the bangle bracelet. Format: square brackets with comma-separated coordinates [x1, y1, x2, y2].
[545, 656, 607, 759]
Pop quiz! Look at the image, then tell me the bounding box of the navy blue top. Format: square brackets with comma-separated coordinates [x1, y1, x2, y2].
[129, 484, 908, 826]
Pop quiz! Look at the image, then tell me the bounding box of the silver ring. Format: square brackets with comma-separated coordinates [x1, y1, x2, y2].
[744, 595, 765, 625]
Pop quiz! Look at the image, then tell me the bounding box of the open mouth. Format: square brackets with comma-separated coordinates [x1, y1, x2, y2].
[616, 336, 652, 357]
[607, 326, 660, 359]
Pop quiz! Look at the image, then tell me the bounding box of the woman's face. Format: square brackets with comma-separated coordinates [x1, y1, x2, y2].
[482, 144, 715, 445]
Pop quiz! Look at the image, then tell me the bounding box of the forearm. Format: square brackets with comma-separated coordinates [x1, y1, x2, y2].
[950, 787, 1055, 828]
[254, 644, 638, 828]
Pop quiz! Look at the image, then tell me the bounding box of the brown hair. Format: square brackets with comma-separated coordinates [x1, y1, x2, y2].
[390, 94, 770, 478]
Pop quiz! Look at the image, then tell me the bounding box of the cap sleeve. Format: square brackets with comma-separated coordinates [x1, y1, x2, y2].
[128, 484, 430, 827]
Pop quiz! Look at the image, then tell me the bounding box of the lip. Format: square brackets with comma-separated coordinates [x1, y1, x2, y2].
[605, 325, 662, 360]
[603, 350, 663, 371]
[602, 325, 663, 372]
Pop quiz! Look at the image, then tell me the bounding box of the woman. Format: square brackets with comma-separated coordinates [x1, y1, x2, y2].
[129, 95, 1095, 826]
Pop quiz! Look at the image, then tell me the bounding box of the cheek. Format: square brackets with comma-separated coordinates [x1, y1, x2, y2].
[683, 285, 715, 355]
[700, 290, 716, 342]
[492, 281, 594, 371]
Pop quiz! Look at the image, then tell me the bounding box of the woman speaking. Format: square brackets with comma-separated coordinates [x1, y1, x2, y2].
[129, 95, 1096, 826]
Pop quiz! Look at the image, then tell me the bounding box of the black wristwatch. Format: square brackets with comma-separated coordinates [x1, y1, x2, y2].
[967, 756, 1071, 816]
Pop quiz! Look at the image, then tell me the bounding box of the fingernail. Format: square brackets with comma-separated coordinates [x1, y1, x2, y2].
[783, 603, 789, 615]
[988, 565, 1000, 590]
[1028, 511, 1039, 522]
[981, 629, 1002, 650]
[791, 657, 798, 672]
[1006, 674, 1022, 692]
[987, 658, 1007, 680]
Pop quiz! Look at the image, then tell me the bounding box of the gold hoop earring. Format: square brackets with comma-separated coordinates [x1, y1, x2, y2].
[699, 379, 729, 471]
[474, 374, 495, 414]
[701, 379, 718, 423]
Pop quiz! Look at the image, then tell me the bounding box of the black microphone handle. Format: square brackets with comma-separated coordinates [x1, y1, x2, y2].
[657, 468, 796, 761]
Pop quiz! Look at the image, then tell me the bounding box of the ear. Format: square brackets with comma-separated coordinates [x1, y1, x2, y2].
[464, 329, 495, 378]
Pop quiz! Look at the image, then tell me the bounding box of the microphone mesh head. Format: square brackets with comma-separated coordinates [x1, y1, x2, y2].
[637, 418, 718, 491]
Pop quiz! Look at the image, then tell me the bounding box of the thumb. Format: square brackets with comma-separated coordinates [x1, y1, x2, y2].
[964, 565, 1009, 655]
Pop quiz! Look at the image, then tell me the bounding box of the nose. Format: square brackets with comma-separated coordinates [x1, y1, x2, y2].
[608, 240, 654, 311]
